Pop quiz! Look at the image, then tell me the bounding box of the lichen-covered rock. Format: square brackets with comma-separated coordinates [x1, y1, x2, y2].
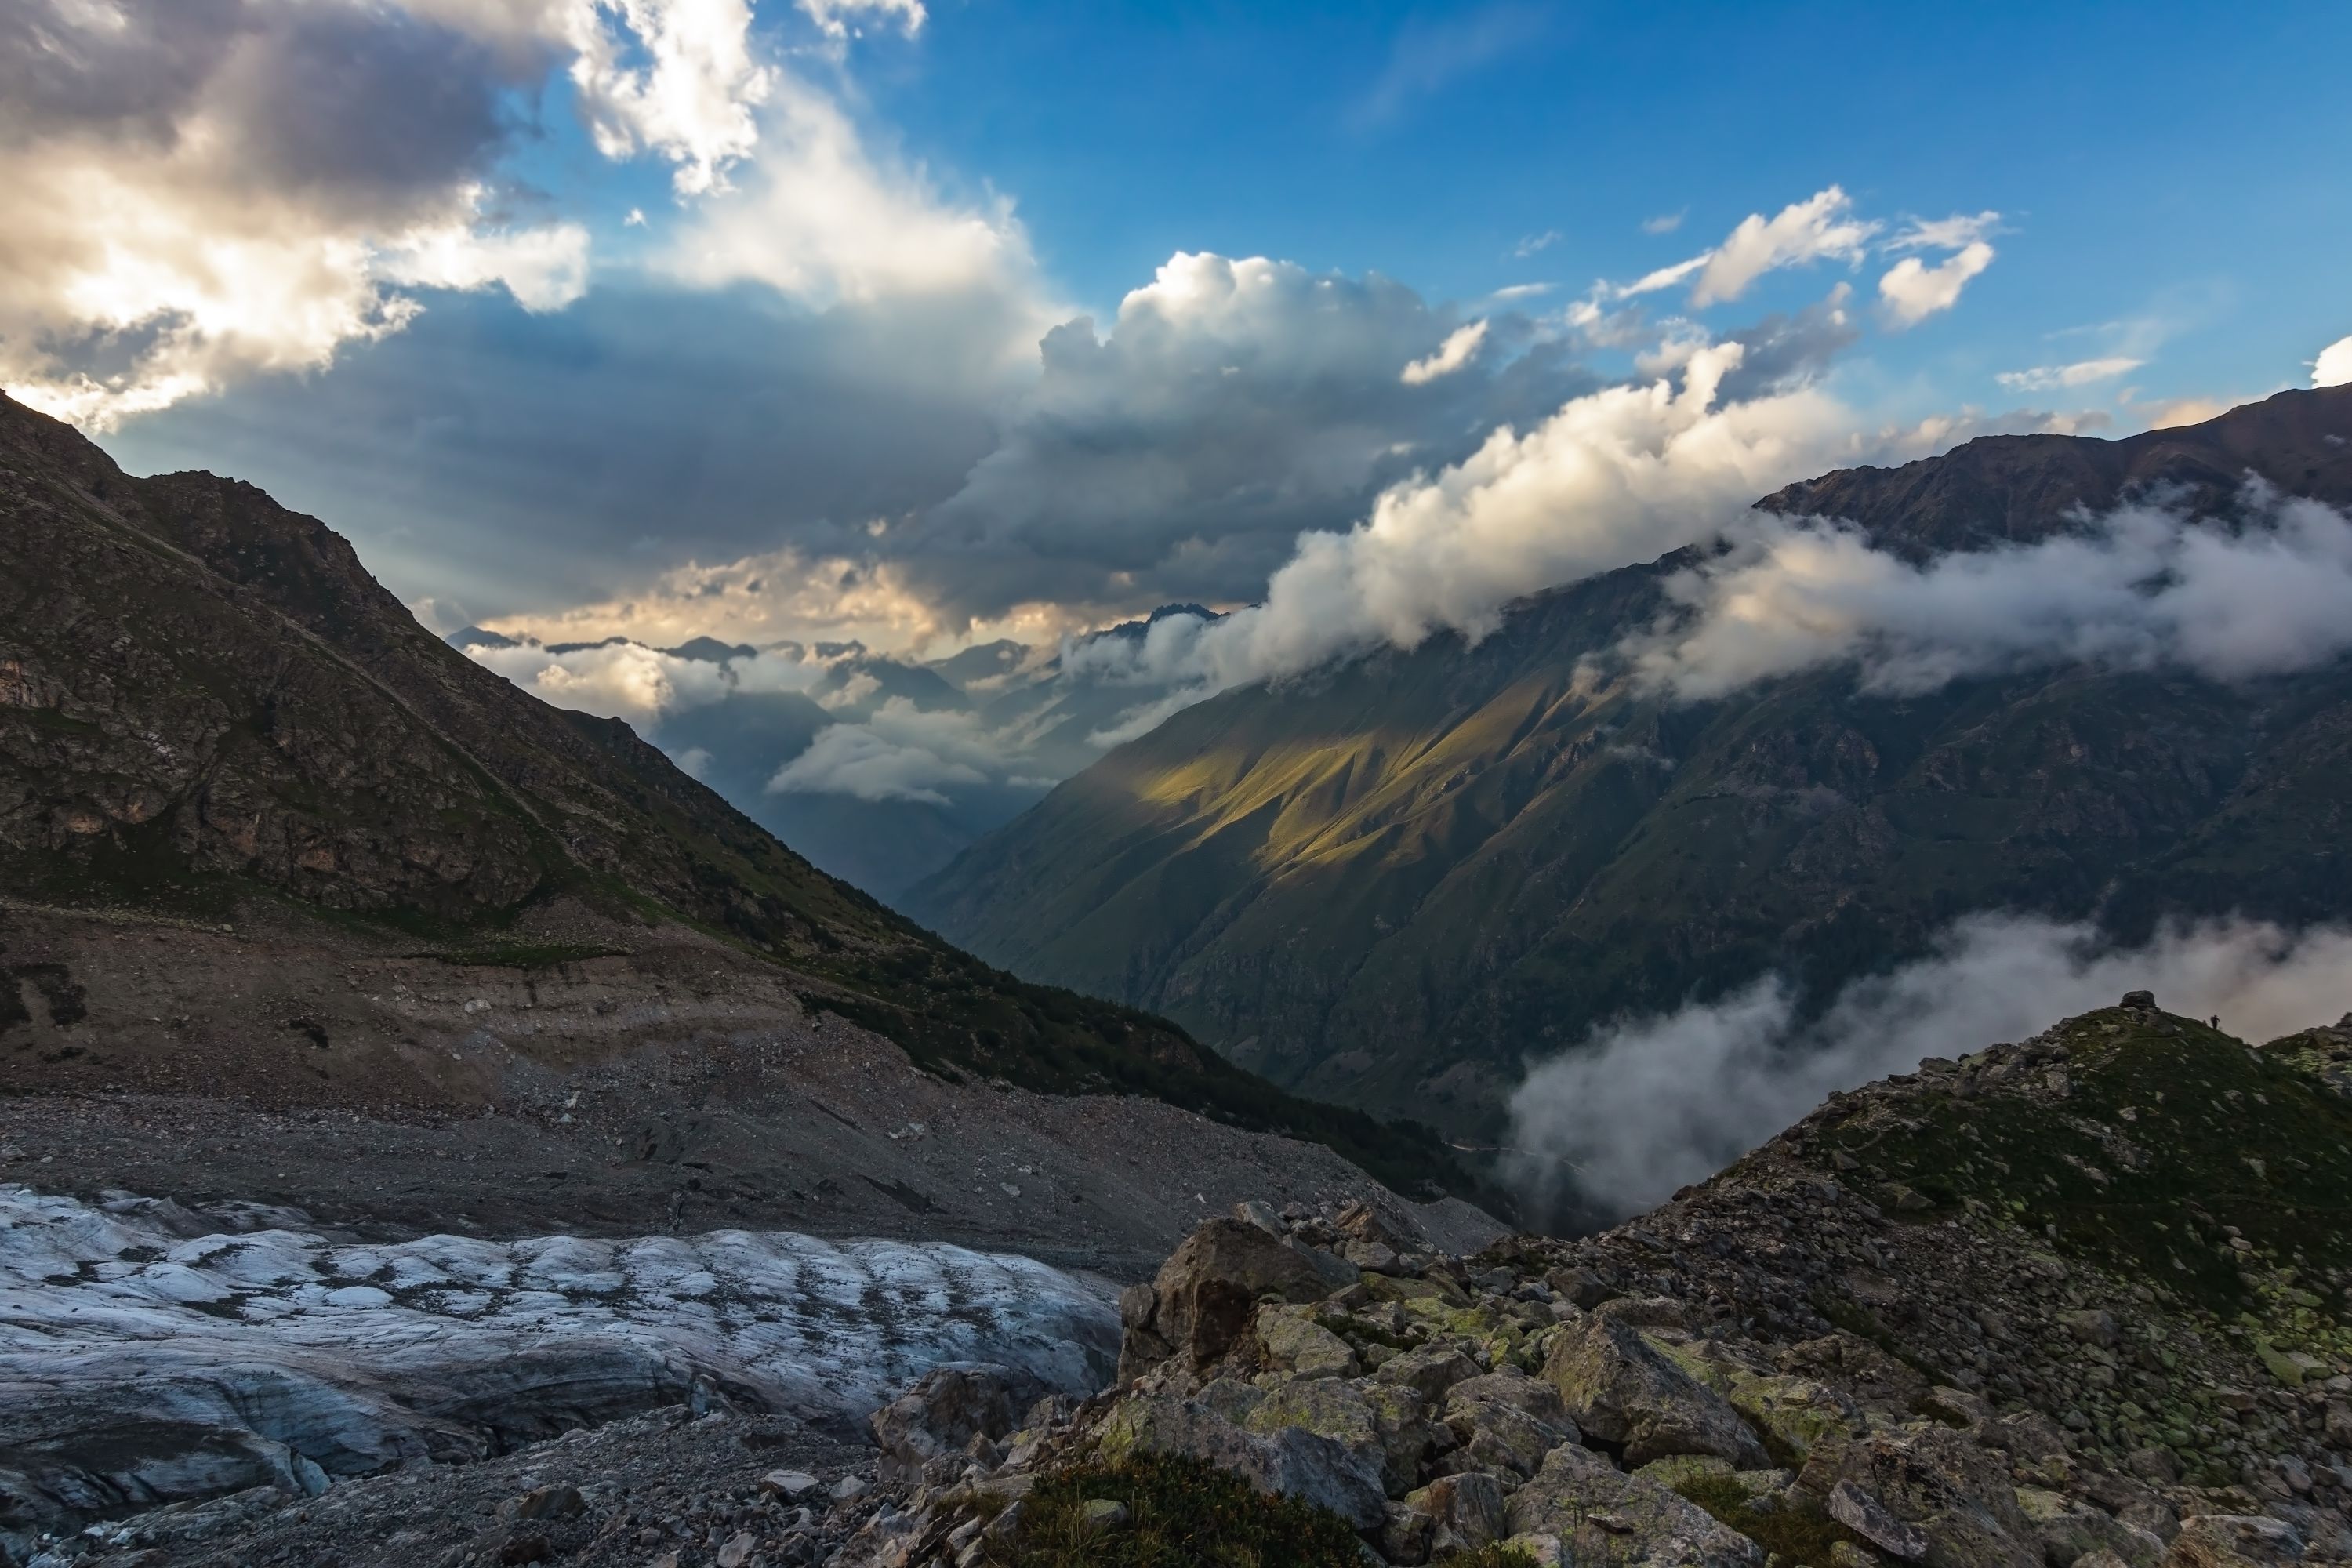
[1723, 1370, 1868, 1461]
[2014, 1486, 2167, 1568]
[1377, 1343, 1483, 1401]
[2161, 1515, 2308, 1568]
[1242, 1375, 1435, 1495]
[1544, 1315, 1767, 1468]
[1506, 1441, 1764, 1568]
[1830, 1479, 1930, 1560]
[1818, 1424, 2043, 1568]
[1094, 1392, 1388, 1529]
[1439, 1368, 1581, 1479]
[1404, 1470, 1508, 1554]
[1253, 1304, 1360, 1379]
[1118, 1219, 1350, 1378]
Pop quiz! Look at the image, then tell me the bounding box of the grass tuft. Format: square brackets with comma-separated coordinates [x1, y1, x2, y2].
[993, 1452, 1366, 1567]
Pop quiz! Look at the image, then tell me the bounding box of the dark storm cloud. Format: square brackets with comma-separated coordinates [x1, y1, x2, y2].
[891, 255, 1598, 627]
[102, 279, 1020, 612]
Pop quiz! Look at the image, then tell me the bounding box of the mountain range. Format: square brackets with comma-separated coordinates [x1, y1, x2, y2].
[443, 606, 1224, 897]
[0, 389, 1472, 1206]
[906, 386, 2352, 1138]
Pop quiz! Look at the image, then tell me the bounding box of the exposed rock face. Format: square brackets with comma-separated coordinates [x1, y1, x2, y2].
[908, 385, 2352, 1144]
[1095, 1394, 1388, 1529]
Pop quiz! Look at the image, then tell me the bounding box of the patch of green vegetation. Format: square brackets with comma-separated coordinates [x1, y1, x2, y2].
[1673, 1473, 1876, 1566]
[1436, 1548, 1540, 1566]
[995, 1451, 1367, 1567]
[1815, 1009, 2352, 1317]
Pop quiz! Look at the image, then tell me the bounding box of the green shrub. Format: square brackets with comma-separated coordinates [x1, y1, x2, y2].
[996, 1452, 1366, 1567]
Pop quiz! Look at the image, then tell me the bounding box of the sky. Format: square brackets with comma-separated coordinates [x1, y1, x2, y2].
[9, 0, 2351, 676]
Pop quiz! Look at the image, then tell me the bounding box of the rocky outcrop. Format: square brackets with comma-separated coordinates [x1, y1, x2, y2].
[811, 1002, 2352, 1568]
[1117, 1216, 1359, 1377]
[27, 1001, 2350, 1567]
[869, 1366, 1041, 1483]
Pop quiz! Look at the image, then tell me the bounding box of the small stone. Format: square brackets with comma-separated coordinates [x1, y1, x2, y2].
[1828, 1479, 1929, 1561]
[510, 1485, 584, 1520]
[829, 1475, 869, 1502]
[714, 1530, 758, 1568]
[758, 1469, 820, 1500]
[1078, 1498, 1131, 1533]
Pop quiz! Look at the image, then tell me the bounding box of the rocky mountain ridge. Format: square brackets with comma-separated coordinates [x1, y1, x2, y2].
[0, 387, 1479, 1204]
[907, 387, 2352, 1140]
[57, 996, 2352, 1566]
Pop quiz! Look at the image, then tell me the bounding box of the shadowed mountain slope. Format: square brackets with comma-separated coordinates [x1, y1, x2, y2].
[907, 387, 2352, 1137]
[0, 390, 1475, 1200]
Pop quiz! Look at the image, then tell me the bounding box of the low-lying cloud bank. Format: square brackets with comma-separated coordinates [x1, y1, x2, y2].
[1626, 488, 2352, 699]
[1056, 337, 2076, 717]
[1504, 913, 2352, 1221]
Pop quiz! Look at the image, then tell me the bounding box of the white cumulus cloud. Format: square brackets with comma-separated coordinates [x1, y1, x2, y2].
[1064, 337, 1992, 718]
[1690, 186, 1880, 307]
[1506, 913, 2352, 1219]
[0, 0, 789, 426]
[766, 698, 998, 804]
[1400, 318, 1489, 384]
[2317, 334, 2352, 388]
[663, 87, 1045, 315]
[799, 0, 927, 40]
[1877, 241, 1994, 328]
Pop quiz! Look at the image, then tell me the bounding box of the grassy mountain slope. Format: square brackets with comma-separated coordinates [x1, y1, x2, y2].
[907, 387, 2352, 1136]
[0, 391, 1477, 1202]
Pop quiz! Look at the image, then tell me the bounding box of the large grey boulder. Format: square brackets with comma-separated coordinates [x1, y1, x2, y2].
[1817, 1425, 2042, 1568]
[2014, 1486, 2167, 1568]
[1377, 1343, 1483, 1402]
[869, 1363, 1032, 1483]
[1118, 1220, 1354, 1379]
[1543, 1316, 1766, 1468]
[1403, 1471, 1509, 1555]
[1506, 1441, 1764, 1568]
[1242, 1376, 1437, 1495]
[1443, 1370, 1582, 1480]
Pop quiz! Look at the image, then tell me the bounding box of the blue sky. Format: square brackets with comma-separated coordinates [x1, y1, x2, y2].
[878, 0, 2344, 402]
[9, 0, 2348, 661]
